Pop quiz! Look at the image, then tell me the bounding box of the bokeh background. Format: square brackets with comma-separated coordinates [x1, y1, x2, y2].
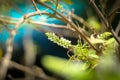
[0, 0, 120, 79]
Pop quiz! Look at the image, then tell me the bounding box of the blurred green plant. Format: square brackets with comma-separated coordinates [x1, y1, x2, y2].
[44, 31, 119, 80]
[0, 0, 119, 80]
[42, 54, 120, 80]
[87, 16, 101, 31]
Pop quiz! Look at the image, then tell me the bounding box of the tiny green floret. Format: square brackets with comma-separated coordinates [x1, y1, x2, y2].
[45, 32, 72, 48]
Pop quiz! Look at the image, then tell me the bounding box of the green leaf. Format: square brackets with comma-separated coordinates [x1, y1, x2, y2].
[64, 0, 73, 4]
[42, 55, 89, 78]
[99, 32, 112, 40]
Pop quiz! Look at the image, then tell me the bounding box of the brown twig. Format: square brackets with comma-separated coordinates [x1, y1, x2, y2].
[71, 13, 95, 32]
[35, 0, 100, 54]
[0, 13, 90, 38]
[0, 59, 57, 80]
[108, 7, 120, 17]
[0, 20, 11, 32]
[115, 21, 120, 35]
[89, 0, 120, 44]
[0, 20, 16, 80]
[32, 0, 66, 22]
[0, 31, 14, 80]
[0, 10, 50, 80]
[0, 10, 61, 79]
[31, 0, 39, 11]
[28, 20, 74, 30]
[0, 10, 62, 79]
[0, 16, 79, 38]
[0, 15, 69, 30]
[10, 62, 56, 80]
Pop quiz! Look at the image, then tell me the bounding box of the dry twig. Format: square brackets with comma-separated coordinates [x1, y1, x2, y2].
[89, 0, 120, 44]
[35, 0, 100, 54]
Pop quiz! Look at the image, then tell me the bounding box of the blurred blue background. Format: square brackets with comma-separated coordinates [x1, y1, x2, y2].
[0, 0, 89, 62]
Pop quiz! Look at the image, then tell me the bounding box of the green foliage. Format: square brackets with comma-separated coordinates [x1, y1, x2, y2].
[103, 38, 116, 55]
[0, 0, 119, 80]
[42, 55, 120, 80]
[45, 32, 100, 69]
[90, 32, 114, 53]
[44, 31, 118, 80]
[42, 55, 91, 80]
[98, 32, 112, 40]
[45, 31, 118, 80]
[87, 16, 101, 31]
[72, 41, 99, 69]
[45, 32, 116, 63]
[45, 32, 72, 48]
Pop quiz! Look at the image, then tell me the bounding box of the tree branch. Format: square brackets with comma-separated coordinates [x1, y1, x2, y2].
[89, 0, 120, 44]
[35, 0, 100, 54]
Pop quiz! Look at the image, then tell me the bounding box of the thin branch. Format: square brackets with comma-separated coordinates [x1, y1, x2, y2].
[0, 10, 50, 80]
[0, 10, 59, 79]
[31, 0, 39, 11]
[28, 20, 73, 30]
[0, 31, 14, 80]
[115, 21, 120, 35]
[0, 15, 90, 38]
[0, 59, 57, 80]
[108, 7, 120, 17]
[0, 15, 18, 21]
[0, 20, 16, 80]
[89, 0, 120, 44]
[0, 15, 70, 30]
[0, 19, 16, 25]
[0, 20, 11, 32]
[71, 13, 95, 32]
[89, 0, 107, 26]
[32, 0, 66, 23]
[35, 0, 100, 54]
[0, 22, 13, 80]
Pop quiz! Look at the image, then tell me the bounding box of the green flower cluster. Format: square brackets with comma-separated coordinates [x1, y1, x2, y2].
[45, 32, 72, 48]
[98, 32, 112, 40]
[45, 32, 99, 68]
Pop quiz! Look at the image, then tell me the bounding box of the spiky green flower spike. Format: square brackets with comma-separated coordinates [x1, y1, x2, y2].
[45, 32, 72, 49]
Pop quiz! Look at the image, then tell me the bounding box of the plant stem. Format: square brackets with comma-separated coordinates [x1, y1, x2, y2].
[89, 0, 120, 44]
[35, 0, 100, 54]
